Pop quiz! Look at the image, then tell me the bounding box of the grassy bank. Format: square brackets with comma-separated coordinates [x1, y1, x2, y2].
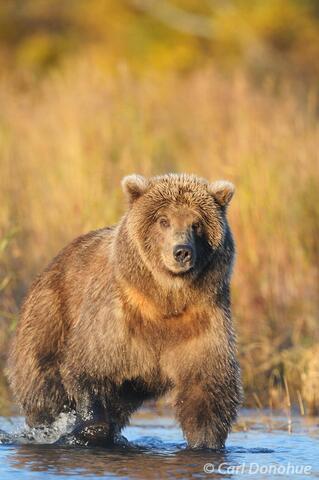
[0, 63, 318, 414]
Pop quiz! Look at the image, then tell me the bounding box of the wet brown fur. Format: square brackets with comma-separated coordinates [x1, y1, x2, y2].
[7, 173, 242, 449]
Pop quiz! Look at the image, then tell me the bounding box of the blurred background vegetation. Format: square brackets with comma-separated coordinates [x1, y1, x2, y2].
[0, 0, 318, 416]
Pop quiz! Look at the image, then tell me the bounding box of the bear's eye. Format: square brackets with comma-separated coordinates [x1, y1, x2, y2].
[192, 221, 202, 233]
[159, 216, 170, 228]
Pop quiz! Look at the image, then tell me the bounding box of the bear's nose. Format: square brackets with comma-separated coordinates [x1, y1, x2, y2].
[173, 244, 193, 264]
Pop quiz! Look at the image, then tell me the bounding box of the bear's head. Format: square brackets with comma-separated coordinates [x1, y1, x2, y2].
[122, 173, 234, 281]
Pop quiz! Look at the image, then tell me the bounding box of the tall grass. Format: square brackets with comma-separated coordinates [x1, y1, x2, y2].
[0, 230, 18, 413]
[0, 62, 318, 412]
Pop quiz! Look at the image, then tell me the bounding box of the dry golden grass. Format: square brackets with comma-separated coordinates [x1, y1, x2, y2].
[0, 61, 318, 412]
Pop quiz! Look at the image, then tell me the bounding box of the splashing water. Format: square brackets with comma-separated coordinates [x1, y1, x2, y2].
[0, 407, 318, 479]
[0, 410, 78, 445]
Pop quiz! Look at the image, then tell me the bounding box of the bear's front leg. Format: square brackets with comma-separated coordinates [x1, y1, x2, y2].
[174, 376, 240, 449]
[54, 391, 115, 446]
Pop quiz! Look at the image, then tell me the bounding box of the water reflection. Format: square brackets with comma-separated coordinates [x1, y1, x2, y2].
[1, 410, 318, 479]
[9, 444, 232, 479]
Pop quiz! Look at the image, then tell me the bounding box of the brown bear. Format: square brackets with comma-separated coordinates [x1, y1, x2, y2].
[7, 173, 242, 449]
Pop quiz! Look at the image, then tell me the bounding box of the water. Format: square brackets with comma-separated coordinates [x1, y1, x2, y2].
[0, 407, 318, 479]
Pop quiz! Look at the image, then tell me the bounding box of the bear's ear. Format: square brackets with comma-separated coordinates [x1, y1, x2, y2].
[121, 174, 149, 203]
[208, 180, 235, 207]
